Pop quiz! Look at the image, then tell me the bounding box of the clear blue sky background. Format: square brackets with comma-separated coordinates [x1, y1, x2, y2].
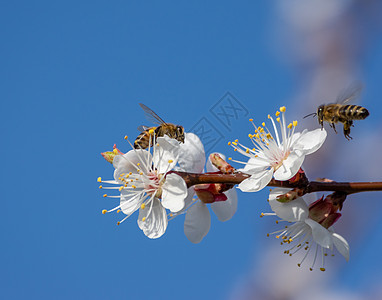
[2, 1, 382, 299]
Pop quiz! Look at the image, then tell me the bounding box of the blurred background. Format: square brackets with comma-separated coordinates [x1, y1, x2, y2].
[1, 0, 382, 299]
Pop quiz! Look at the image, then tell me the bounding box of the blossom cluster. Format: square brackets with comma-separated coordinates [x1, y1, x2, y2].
[98, 106, 350, 270]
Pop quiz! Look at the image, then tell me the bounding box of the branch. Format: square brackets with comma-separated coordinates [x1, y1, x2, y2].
[172, 171, 382, 194]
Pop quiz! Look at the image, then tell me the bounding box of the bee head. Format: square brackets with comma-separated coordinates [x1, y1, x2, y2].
[317, 105, 325, 126]
[176, 126, 185, 143]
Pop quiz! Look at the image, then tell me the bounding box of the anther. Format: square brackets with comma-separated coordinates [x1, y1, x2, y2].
[113, 148, 118, 154]
[117, 209, 121, 213]
[280, 106, 286, 112]
[276, 117, 280, 122]
[102, 209, 107, 214]
[117, 222, 120, 226]
[149, 129, 155, 134]
[228, 142, 231, 145]
[320, 268, 326, 272]
[275, 111, 280, 117]
[141, 203, 146, 209]
[99, 185, 103, 189]
[97, 177, 102, 182]
[228, 157, 232, 160]
[260, 213, 264, 218]
[293, 120, 298, 127]
[124, 135, 128, 140]
[142, 217, 146, 222]
[288, 123, 293, 129]
[168, 159, 173, 163]
[103, 194, 107, 198]
[249, 118, 253, 122]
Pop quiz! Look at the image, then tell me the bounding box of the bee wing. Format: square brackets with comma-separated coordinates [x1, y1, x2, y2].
[137, 125, 150, 132]
[139, 103, 167, 125]
[336, 82, 363, 104]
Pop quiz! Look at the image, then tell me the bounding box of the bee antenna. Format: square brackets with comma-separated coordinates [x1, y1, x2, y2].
[303, 112, 317, 119]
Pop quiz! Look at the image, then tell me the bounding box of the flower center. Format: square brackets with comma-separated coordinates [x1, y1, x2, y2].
[271, 150, 290, 171]
[145, 171, 163, 198]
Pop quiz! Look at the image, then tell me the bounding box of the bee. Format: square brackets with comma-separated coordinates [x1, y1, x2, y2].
[134, 103, 185, 149]
[304, 83, 369, 140]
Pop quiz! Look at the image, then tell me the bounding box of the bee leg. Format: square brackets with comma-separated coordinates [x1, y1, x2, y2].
[330, 123, 337, 134]
[343, 121, 353, 140]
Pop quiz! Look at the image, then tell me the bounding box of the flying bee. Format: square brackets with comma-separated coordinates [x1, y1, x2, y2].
[304, 83, 369, 140]
[134, 103, 185, 149]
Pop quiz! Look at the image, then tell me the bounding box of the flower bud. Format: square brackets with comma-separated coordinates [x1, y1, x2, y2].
[209, 153, 235, 174]
[101, 144, 124, 163]
[195, 184, 228, 204]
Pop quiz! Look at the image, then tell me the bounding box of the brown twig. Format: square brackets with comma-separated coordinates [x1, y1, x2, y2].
[172, 171, 382, 195]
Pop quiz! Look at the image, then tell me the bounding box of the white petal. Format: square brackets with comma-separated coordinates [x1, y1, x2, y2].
[120, 191, 145, 216]
[184, 201, 211, 243]
[177, 133, 206, 173]
[305, 218, 332, 248]
[292, 128, 327, 155]
[273, 152, 304, 181]
[241, 157, 271, 174]
[238, 168, 273, 192]
[154, 136, 180, 173]
[113, 149, 152, 180]
[211, 188, 238, 222]
[206, 152, 226, 172]
[161, 173, 187, 212]
[332, 232, 350, 261]
[137, 198, 168, 239]
[268, 188, 309, 222]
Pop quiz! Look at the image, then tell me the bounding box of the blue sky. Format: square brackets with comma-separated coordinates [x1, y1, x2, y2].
[2, 1, 382, 299]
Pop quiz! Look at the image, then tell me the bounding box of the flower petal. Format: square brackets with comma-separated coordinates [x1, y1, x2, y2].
[273, 152, 304, 181]
[292, 128, 327, 155]
[184, 201, 211, 243]
[177, 133, 206, 173]
[137, 198, 168, 239]
[113, 149, 152, 181]
[211, 188, 238, 222]
[120, 191, 145, 216]
[268, 188, 309, 222]
[241, 157, 271, 174]
[154, 136, 180, 173]
[332, 232, 350, 261]
[305, 218, 332, 248]
[161, 173, 187, 212]
[238, 168, 273, 192]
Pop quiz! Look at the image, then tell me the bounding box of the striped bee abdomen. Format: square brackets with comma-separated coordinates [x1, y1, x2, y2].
[339, 105, 369, 120]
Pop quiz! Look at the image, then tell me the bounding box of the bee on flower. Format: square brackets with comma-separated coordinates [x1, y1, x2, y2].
[229, 106, 327, 192]
[98, 131, 206, 239]
[263, 188, 350, 271]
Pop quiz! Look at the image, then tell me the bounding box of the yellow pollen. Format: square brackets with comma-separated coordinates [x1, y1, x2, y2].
[142, 217, 146, 222]
[228, 142, 231, 145]
[102, 209, 107, 214]
[262, 122, 265, 127]
[232, 142, 237, 146]
[293, 120, 298, 127]
[255, 129, 258, 133]
[97, 177, 102, 182]
[249, 118, 253, 122]
[320, 268, 326, 272]
[117, 209, 120, 213]
[289, 238, 293, 242]
[99, 185, 102, 189]
[280, 106, 286, 112]
[245, 148, 250, 153]
[124, 135, 128, 140]
[168, 159, 173, 163]
[149, 129, 155, 134]
[137, 163, 140, 166]
[228, 157, 232, 160]
[275, 111, 280, 117]
[276, 117, 280, 122]
[235, 139, 238, 142]
[113, 148, 118, 154]
[248, 134, 252, 138]
[268, 114, 271, 119]
[103, 194, 107, 198]
[119, 186, 124, 191]
[141, 203, 146, 209]
[288, 123, 293, 129]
